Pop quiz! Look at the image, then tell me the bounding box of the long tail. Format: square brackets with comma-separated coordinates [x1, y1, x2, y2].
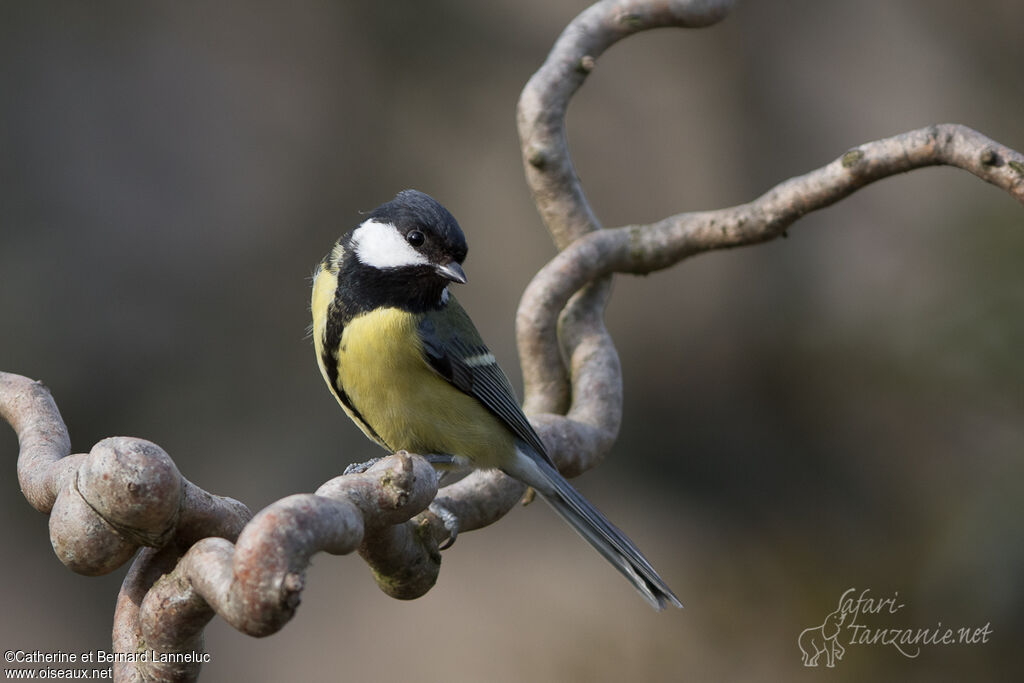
[509, 446, 682, 611]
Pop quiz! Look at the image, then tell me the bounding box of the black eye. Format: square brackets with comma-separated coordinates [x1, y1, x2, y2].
[406, 230, 425, 247]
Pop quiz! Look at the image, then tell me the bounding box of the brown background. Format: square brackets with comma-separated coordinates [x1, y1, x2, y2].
[2, 1, 1022, 680]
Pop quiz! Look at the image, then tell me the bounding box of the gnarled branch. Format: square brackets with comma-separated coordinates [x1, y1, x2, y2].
[3, 0, 1023, 681]
[518, 124, 1024, 419]
[517, 0, 737, 419]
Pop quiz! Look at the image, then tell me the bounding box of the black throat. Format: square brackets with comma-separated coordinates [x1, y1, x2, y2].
[335, 249, 449, 319]
[322, 243, 450, 372]
[318, 246, 449, 451]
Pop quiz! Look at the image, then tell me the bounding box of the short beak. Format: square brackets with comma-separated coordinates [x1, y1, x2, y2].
[435, 261, 467, 284]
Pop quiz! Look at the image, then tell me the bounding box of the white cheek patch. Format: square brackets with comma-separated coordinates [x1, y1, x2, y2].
[351, 219, 430, 270]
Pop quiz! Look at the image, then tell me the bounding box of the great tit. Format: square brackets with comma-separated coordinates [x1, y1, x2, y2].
[311, 189, 681, 610]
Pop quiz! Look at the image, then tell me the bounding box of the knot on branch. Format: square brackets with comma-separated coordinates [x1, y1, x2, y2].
[40, 435, 252, 578]
[51, 438, 188, 575]
[140, 454, 440, 641]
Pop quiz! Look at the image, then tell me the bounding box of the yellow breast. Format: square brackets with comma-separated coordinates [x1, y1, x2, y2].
[312, 260, 514, 468]
[310, 264, 337, 387]
[337, 308, 514, 469]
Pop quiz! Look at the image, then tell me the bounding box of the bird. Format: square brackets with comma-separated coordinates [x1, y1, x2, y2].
[310, 189, 681, 610]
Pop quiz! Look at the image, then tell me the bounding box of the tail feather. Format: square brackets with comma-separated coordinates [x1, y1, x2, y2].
[510, 447, 682, 611]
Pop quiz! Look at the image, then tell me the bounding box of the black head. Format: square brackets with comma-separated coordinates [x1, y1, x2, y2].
[367, 190, 467, 271]
[351, 190, 467, 281]
[338, 190, 469, 311]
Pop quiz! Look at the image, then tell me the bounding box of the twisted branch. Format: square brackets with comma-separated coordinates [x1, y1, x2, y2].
[3, 1, 1024, 681]
[517, 0, 737, 418]
[3, 372, 445, 682]
[519, 124, 1024, 423]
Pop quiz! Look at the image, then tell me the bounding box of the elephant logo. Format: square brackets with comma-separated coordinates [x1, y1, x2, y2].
[798, 608, 847, 667]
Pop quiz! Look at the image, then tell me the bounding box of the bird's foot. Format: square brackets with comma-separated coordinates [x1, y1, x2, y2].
[422, 453, 471, 469]
[343, 456, 383, 475]
[429, 501, 460, 550]
[423, 453, 473, 487]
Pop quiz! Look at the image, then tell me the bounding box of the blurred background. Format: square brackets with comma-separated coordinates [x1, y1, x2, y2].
[2, 0, 1022, 680]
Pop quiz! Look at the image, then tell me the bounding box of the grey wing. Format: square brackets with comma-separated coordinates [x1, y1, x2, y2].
[418, 308, 552, 464]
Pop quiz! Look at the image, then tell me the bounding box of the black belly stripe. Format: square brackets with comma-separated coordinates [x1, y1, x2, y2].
[320, 345, 389, 449]
[323, 249, 434, 452]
